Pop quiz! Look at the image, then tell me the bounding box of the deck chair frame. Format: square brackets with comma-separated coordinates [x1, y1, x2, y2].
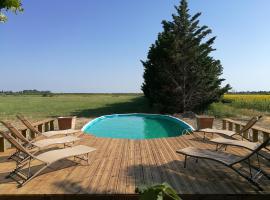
[213, 139, 270, 163]
[16, 114, 79, 138]
[201, 116, 262, 140]
[0, 131, 95, 187]
[177, 138, 270, 191]
[16, 114, 43, 137]
[0, 121, 78, 163]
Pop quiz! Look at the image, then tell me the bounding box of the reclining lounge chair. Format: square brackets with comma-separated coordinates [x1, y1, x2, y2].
[16, 115, 80, 138]
[0, 121, 81, 162]
[0, 131, 96, 187]
[176, 138, 270, 190]
[199, 116, 262, 140]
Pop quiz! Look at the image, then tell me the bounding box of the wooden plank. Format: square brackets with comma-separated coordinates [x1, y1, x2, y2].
[95, 138, 120, 194]
[0, 137, 4, 152]
[106, 139, 126, 194]
[44, 122, 50, 132]
[49, 120, 55, 131]
[101, 139, 122, 193]
[251, 129, 259, 142]
[262, 131, 269, 142]
[152, 138, 183, 189]
[0, 134, 269, 195]
[125, 139, 136, 194]
[235, 124, 240, 133]
[158, 138, 191, 193]
[228, 122, 233, 131]
[86, 138, 113, 193]
[133, 140, 144, 189]
[117, 140, 129, 194]
[139, 140, 153, 186]
[170, 136, 208, 193]
[144, 139, 163, 183]
[38, 124, 43, 133]
[222, 119, 226, 130]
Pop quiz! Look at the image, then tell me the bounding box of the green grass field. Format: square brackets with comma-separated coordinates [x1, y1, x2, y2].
[0, 94, 156, 121]
[1, 93, 269, 121]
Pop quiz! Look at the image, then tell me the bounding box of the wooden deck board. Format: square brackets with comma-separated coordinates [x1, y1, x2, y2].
[0, 133, 269, 195]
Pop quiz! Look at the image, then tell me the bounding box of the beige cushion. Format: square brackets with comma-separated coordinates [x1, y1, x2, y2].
[32, 136, 81, 148]
[36, 145, 96, 163]
[200, 128, 236, 137]
[42, 129, 80, 137]
[176, 147, 241, 165]
[211, 137, 260, 150]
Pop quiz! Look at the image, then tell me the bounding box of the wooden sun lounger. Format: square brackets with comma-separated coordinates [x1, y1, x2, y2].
[211, 137, 260, 151]
[199, 116, 262, 140]
[0, 121, 81, 163]
[210, 137, 270, 161]
[176, 138, 270, 191]
[16, 115, 80, 138]
[1, 131, 96, 187]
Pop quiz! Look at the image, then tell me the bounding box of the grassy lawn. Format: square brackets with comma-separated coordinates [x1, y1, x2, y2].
[0, 94, 156, 121]
[1, 93, 270, 122]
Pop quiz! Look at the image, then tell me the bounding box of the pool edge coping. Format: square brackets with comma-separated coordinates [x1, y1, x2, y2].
[81, 113, 195, 134]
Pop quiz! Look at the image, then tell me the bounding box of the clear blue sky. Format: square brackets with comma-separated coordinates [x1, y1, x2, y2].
[1, 0, 270, 93]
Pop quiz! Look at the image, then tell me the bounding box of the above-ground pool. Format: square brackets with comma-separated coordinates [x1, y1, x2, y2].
[82, 114, 194, 139]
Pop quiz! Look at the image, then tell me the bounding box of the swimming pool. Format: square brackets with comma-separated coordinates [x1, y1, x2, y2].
[82, 114, 194, 139]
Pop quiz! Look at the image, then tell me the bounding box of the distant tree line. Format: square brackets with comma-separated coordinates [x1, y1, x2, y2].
[0, 90, 53, 96]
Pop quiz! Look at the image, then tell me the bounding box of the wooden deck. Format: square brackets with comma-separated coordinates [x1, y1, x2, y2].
[0, 133, 269, 198]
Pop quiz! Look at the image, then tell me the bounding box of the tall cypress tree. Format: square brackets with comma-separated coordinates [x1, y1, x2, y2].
[142, 0, 230, 113]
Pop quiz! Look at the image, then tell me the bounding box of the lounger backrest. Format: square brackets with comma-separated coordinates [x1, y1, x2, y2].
[16, 115, 41, 135]
[237, 137, 270, 163]
[0, 121, 29, 144]
[239, 116, 262, 134]
[0, 130, 32, 156]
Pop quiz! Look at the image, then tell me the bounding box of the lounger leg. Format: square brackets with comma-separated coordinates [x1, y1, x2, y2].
[184, 155, 187, 168]
[256, 153, 260, 168]
[248, 158, 252, 178]
[230, 165, 263, 191]
[248, 162, 270, 180]
[257, 152, 270, 162]
[7, 158, 30, 179]
[18, 164, 48, 188]
[27, 159, 32, 177]
[8, 150, 19, 160]
[203, 132, 206, 140]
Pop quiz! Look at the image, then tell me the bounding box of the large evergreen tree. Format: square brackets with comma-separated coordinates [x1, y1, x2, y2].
[142, 0, 230, 113]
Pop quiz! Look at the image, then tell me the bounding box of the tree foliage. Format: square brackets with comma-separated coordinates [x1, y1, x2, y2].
[142, 0, 230, 113]
[0, 0, 23, 22]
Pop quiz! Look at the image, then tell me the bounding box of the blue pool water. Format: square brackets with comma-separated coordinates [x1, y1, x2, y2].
[82, 114, 194, 139]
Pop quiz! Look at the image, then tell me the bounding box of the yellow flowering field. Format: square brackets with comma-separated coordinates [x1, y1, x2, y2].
[223, 94, 270, 112]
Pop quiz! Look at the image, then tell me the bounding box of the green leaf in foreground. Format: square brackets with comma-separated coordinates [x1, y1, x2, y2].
[135, 182, 182, 200]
